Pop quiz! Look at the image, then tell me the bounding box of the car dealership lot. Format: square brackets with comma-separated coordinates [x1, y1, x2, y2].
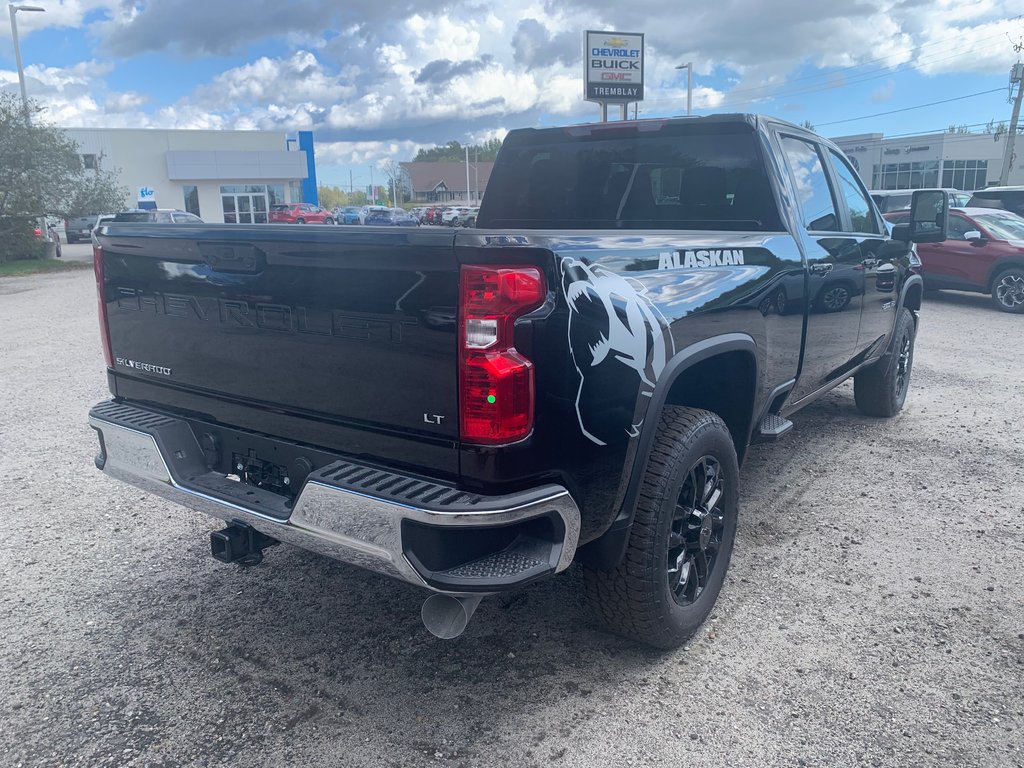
[0, 271, 1021, 768]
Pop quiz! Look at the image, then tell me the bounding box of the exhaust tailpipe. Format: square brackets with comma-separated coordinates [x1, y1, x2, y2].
[421, 594, 484, 639]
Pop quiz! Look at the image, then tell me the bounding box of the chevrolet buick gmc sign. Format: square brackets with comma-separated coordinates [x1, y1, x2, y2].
[585, 31, 644, 103]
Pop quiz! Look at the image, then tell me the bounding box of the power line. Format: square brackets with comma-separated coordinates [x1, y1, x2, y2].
[717, 29, 1015, 101]
[711, 42, 1007, 109]
[816, 88, 1006, 127]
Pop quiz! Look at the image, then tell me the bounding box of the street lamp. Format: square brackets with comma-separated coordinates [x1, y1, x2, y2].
[8, 4, 46, 122]
[674, 62, 693, 116]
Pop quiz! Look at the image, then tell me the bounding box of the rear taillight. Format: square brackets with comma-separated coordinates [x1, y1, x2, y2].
[459, 265, 545, 444]
[94, 244, 113, 368]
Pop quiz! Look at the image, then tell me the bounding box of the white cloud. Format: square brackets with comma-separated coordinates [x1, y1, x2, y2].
[3, 0, 1020, 173]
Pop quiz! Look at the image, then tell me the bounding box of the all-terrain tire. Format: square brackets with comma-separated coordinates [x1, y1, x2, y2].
[854, 307, 916, 417]
[582, 407, 739, 649]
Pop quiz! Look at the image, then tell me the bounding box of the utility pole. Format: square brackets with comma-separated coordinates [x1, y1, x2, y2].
[349, 169, 353, 194]
[370, 165, 374, 203]
[999, 62, 1023, 186]
[465, 146, 471, 203]
[675, 62, 693, 116]
[9, 4, 45, 122]
[474, 146, 479, 202]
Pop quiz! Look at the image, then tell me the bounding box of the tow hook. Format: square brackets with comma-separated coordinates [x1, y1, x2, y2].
[210, 523, 279, 566]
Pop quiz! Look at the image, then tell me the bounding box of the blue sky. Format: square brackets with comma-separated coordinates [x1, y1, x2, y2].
[1, 1, 1020, 189]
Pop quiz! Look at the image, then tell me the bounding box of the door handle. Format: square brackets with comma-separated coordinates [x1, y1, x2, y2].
[810, 263, 833, 275]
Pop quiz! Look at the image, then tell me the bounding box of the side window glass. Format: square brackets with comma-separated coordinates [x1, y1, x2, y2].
[828, 150, 878, 234]
[947, 216, 972, 241]
[781, 136, 839, 232]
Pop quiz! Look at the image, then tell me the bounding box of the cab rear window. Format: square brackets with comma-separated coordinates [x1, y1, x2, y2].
[478, 122, 782, 231]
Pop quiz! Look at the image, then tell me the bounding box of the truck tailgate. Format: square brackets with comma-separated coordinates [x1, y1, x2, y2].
[97, 225, 459, 468]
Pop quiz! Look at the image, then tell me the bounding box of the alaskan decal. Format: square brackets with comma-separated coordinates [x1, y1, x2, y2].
[562, 258, 675, 446]
[658, 249, 746, 270]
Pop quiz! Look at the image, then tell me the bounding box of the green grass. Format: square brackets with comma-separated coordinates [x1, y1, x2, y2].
[0, 259, 92, 277]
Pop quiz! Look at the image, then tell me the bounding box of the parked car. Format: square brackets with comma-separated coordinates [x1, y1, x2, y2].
[364, 208, 420, 226]
[442, 206, 477, 226]
[966, 186, 1024, 218]
[870, 188, 970, 213]
[423, 206, 447, 225]
[268, 203, 334, 225]
[885, 207, 1024, 313]
[334, 206, 362, 225]
[358, 205, 390, 224]
[33, 222, 62, 257]
[95, 214, 116, 230]
[65, 213, 102, 243]
[112, 209, 204, 223]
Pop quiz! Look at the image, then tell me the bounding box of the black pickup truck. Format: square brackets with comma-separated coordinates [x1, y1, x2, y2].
[88, 115, 947, 648]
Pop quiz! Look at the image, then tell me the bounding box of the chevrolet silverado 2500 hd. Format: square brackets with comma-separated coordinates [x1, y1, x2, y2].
[88, 115, 948, 648]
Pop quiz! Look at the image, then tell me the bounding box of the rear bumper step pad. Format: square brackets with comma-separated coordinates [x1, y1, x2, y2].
[88, 400, 581, 593]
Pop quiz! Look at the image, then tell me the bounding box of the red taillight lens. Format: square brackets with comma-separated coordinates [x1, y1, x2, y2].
[94, 244, 113, 368]
[459, 265, 545, 445]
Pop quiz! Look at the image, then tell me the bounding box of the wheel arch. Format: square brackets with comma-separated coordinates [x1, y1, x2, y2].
[576, 333, 760, 570]
[985, 260, 1024, 291]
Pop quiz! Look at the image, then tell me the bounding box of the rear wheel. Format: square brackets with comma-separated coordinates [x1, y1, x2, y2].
[324, 217, 335, 225]
[990, 267, 1024, 313]
[583, 407, 739, 649]
[854, 307, 916, 417]
[296, 217, 306, 224]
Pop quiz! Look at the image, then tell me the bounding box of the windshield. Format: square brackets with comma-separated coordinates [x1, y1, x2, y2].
[975, 212, 1024, 241]
[478, 122, 782, 231]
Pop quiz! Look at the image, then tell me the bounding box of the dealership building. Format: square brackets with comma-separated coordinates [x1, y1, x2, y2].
[62, 128, 318, 223]
[831, 129, 1024, 192]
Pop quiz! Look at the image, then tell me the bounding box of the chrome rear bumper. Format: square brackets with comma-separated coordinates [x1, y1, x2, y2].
[89, 401, 581, 593]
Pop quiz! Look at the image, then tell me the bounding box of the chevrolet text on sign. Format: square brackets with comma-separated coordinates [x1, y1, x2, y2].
[585, 30, 644, 103]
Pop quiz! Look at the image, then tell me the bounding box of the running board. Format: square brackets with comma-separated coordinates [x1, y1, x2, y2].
[755, 414, 793, 442]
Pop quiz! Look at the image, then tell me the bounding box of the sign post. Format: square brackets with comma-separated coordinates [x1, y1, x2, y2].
[585, 30, 644, 122]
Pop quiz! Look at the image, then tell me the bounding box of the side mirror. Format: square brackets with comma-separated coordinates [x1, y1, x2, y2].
[964, 230, 984, 243]
[908, 190, 949, 243]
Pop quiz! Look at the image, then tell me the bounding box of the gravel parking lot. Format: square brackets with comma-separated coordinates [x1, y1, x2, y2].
[1, 269, 1021, 768]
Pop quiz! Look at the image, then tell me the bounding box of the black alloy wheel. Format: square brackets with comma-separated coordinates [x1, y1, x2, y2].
[582, 406, 739, 649]
[667, 456, 726, 605]
[296, 217, 306, 224]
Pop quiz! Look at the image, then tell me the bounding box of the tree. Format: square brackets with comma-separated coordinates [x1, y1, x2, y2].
[947, 124, 973, 134]
[799, 120, 815, 131]
[413, 137, 503, 162]
[381, 160, 411, 207]
[0, 93, 127, 261]
[985, 119, 1008, 139]
[317, 184, 348, 210]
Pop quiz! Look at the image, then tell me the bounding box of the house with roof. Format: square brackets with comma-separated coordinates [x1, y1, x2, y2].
[400, 161, 494, 204]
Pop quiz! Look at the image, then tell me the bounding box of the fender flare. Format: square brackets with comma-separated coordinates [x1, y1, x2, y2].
[577, 333, 759, 570]
[985, 259, 1024, 291]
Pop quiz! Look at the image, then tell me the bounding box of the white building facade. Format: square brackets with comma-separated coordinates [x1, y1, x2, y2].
[63, 128, 315, 223]
[832, 130, 1024, 192]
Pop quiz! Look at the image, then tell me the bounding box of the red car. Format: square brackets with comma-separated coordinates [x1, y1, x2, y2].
[268, 203, 335, 225]
[885, 207, 1024, 313]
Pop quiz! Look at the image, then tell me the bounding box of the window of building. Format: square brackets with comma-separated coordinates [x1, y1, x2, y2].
[871, 160, 940, 190]
[82, 154, 98, 170]
[941, 160, 987, 191]
[781, 136, 840, 232]
[182, 185, 200, 217]
[219, 184, 271, 223]
[289, 181, 303, 204]
[828, 150, 878, 234]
